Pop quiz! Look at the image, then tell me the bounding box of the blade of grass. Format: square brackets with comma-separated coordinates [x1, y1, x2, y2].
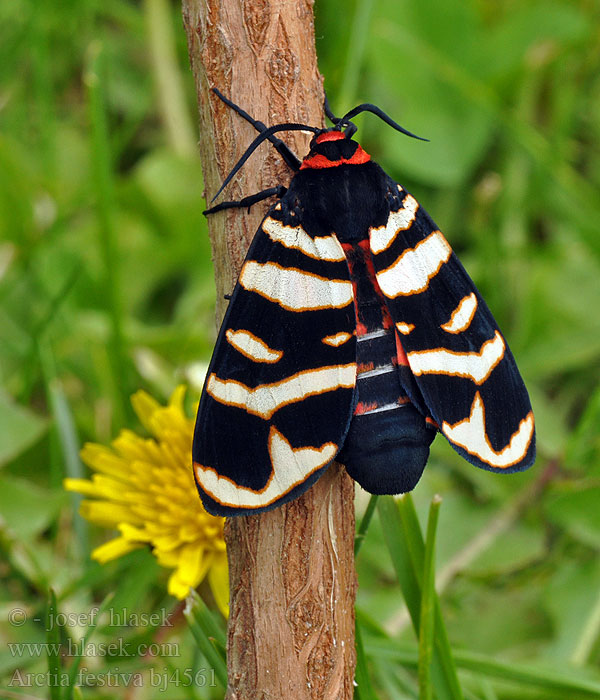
[185, 589, 226, 649]
[85, 40, 130, 430]
[419, 495, 442, 700]
[184, 590, 227, 688]
[355, 494, 378, 556]
[355, 620, 378, 700]
[451, 649, 600, 698]
[356, 611, 419, 699]
[365, 640, 600, 698]
[570, 586, 600, 667]
[46, 588, 62, 700]
[478, 678, 499, 700]
[39, 343, 88, 557]
[143, 0, 196, 157]
[32, 6, 56, 179]
[397, 494, 464, 700]
[378, 495, 464, 700]
[377, 497, 422, 626]
[388, 462, 557, 636]
[375, 660, 419, 700]
[65, 593, 114, 699]
[19, 265, 79, 405]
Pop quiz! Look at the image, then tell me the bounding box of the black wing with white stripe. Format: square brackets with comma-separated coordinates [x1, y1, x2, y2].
[192, 202, 357, 516]
[370, 181, 535, 473]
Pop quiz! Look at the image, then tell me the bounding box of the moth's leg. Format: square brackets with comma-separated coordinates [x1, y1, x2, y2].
[212, 89, 301, 171]
[203, 185, 287, 216]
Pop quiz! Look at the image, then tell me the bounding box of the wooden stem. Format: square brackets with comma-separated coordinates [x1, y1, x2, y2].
[181, 1, 357, 698]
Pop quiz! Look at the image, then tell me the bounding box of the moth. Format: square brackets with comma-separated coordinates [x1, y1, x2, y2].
[192, 90, 535, 517]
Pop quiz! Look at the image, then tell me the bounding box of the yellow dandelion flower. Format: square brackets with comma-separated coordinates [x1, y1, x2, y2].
[64, 386, 228, 615]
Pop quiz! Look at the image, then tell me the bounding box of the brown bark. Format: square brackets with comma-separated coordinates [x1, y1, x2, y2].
[181, 2, 357, 699]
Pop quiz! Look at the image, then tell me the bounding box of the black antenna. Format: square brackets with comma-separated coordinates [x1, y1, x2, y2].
[323, 92, 342, 126]
[211, 123, 321, 202]
[340, 103, 428, 142]
[212, 89, 301, 170]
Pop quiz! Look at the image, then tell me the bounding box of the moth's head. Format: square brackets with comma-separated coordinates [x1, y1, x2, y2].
[298, 98, 428, 170]
[301, 129, 371, 170]
[207, 90, 428, 204]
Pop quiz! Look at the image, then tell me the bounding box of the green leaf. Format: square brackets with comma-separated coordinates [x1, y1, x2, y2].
[0, 391, 47, 467]
[465, 520, 545, 575]
[0, 475, 65, 540]
[565, 384, 600, 472]
[365, 0, 494, 186]
[545, 487, 600, 548]
[367, 24, 492, 187]
[543, 560, 600, 665]
[485, 2, 589, 79]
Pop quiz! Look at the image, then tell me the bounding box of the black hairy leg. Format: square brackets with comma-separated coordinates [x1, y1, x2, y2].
[203, 185, 288, 216]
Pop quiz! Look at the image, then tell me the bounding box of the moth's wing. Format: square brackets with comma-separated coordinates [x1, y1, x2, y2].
[370, 183, 535, 473]
[193, 204, 357, 516]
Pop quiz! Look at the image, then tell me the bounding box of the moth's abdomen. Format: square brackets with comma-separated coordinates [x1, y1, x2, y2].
[336, 238, 435, 494]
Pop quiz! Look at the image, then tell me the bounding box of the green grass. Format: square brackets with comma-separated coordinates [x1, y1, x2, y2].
[1, 0, 600, 697]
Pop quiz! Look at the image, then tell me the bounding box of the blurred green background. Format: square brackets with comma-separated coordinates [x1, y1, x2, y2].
[1, 0, 600, 697]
